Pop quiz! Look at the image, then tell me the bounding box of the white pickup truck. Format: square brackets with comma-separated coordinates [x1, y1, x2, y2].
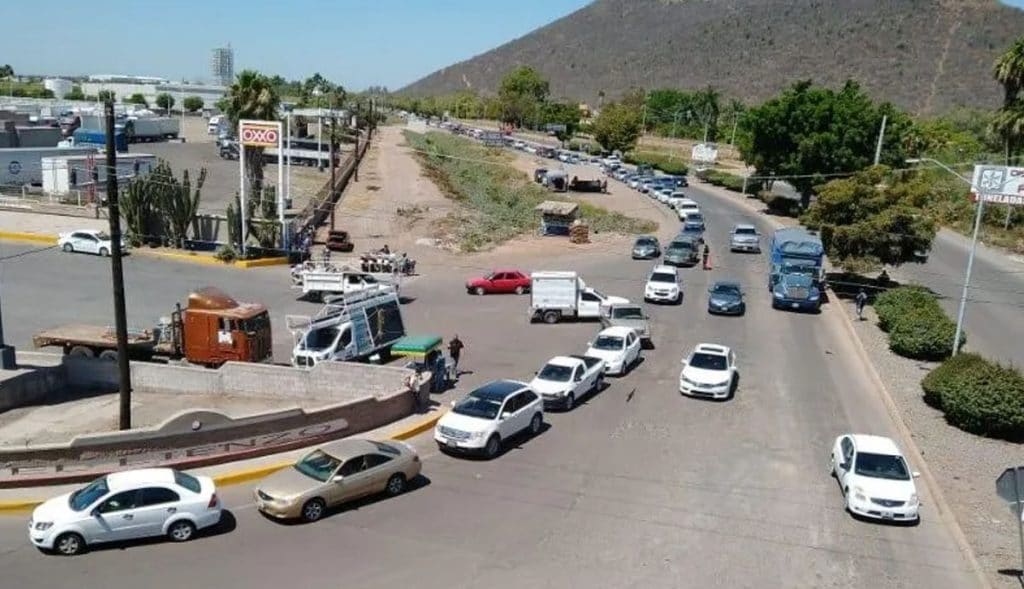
[529, 271, 629, 324]
[528, 354, 606, 410]
[292, 266, 399, 302]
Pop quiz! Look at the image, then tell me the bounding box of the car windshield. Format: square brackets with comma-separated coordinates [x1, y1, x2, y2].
[689, 352, 727, 371]
[712, 284, 741, 296]
[592, 335, 624, 350]
[452, 393, 502, 420]
[538, 364, 573, 381]
[95, 232, 111, 241]
[68, 477, 110, 511]
[294, 449, 342, 482]
[302, 327, 339, 351]
[650, 272, 676, 283]
[735, 227, 757, 235]
[635, 238, 655, 247]
[684, 223, 703, 232]
[612, 307, 644, 319]
[854, 452, 911, 481]
[669, 241, 692, 251]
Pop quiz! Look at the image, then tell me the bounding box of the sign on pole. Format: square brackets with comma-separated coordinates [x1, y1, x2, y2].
[238, 120, 286, 256]
[996, 467, 1024, 578]
[971, 165, 1024, 206]
[691, 143, 718, 165]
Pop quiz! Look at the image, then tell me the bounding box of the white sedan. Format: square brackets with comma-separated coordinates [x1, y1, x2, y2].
[831, 434, 921, 522]
[57, 229, 124, 256]
[679, 343, 737, 399]
[585, 326, 642, 376]
[29, 468, 221, 555]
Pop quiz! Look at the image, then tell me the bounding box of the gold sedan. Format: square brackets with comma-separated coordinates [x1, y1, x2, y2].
[254, 439, 422, 522]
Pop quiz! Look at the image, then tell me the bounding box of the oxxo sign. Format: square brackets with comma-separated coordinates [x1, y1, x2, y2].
[240, 121, 281, 147]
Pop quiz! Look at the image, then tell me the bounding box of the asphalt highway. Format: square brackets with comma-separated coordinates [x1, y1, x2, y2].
[0, 180, 981, 588]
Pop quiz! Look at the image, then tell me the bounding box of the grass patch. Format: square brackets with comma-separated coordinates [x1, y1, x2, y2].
[404, 130, 656, 251]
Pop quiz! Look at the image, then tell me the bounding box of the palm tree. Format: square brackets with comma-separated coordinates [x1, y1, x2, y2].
[224, 70, 281, 195]
[992, 36, 1024, 163]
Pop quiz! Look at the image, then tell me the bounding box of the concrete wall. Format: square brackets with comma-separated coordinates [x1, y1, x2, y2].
[0, 365, 64, 412]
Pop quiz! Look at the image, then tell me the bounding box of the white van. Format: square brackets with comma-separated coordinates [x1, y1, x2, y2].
[207, 115, 223, 135]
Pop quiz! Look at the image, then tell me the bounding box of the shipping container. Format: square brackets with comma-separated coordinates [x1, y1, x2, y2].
[0, 146, 99, 186]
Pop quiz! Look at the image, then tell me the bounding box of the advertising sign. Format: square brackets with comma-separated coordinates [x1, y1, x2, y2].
[240, 121, 281, 147]
[971, 165, 1024, 206]
[691, 143, 719, 164]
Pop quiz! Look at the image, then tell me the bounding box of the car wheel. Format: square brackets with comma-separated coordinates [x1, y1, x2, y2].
[54, 532, 85, 556]
[301, 498, 326, 522]
[514, 285, 525, 295]
[529, 412, 543, 435]
[474, 286, 486, 296]
[167, 520, 196, 542]
[98, 350, 118, 361]
[61, 243, 74, 253]
[98, 247, 109, 257]
[542, 310, 560, 324]
[385, 473, 407, 497]
[565, 393, 575, 410]
[484, 434, 501, 459]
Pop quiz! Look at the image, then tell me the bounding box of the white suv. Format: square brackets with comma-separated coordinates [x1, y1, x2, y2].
[644, 265, 682, 304]
[29, 468, 221, 556]
[679, 343, 738, 400]
[435, 380, 544, 459]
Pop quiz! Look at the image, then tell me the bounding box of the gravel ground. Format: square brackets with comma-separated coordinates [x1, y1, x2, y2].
[842, 300, 1022, 588]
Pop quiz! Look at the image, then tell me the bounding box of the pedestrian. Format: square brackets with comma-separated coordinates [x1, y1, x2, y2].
[702, 243, 711, 270]
[407, 366, 425, 410]
[855, 288, 868, 321]
[448, 335, 464, 375]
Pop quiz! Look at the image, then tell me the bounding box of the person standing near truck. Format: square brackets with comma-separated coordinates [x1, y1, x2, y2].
[702, 244, 711, 270]
[448, 335, 464, 375]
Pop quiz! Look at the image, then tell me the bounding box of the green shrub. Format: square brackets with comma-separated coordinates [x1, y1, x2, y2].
[922, 353, 1024, 440]
[214, 244, 238, 263]
[888, 305, 960, 360]
[873, 286, 936, 332]
[625, 151, 688, 176]
[761, 193, 802, 216]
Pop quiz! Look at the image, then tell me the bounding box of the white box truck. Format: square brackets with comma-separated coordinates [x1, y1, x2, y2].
[529, 271, 630, 324]
[42, 153, 156, 195]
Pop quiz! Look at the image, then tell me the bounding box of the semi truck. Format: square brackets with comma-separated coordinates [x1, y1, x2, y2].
[288, 290, 407, 367]
[767, 227, 825, 311]
[529, 271, 629, 324]
[71, 127, 129, 152]
[32, 287, 273, 367]
[125, 117, 180, 142]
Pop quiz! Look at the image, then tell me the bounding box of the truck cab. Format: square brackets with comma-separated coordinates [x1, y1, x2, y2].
[771, 273, 822, 312]
[180, 288, 274, 366]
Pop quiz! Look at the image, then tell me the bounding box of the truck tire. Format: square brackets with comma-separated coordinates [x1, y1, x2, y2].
[98, 350, 118, 362]
[542, 310, 560, 324]
[68, 346, 94, 358]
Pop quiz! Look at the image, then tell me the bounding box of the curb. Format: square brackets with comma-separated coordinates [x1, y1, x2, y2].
[0, 231, 57, 245]
[0, 411, 445, 515]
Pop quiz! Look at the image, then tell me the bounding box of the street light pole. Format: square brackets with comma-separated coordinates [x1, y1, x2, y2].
[907, 157, 976, 354]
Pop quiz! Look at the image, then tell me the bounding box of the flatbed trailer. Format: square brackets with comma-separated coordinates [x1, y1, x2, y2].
[32, 323, 175, 360]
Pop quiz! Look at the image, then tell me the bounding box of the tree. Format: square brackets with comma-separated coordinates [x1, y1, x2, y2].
[155, 93, 175, 113]
[540, 101, 581, 142]
[223, 70, 281, 196]
[497, 66, 549, 128]
[183, 96, 204, 113]
[992, 36, 1024, 164]
[63, 87, 85, 101]
[592, 102, 642, 153]
[97, 89, 115, 103]
[0, 64, 12, 79]
[740, 80, 910, 209]
[801, 165, 936, 272]
[126, 93, 148, 107]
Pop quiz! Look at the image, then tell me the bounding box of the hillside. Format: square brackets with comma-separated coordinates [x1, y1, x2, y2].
[400, 0, 1024, 114]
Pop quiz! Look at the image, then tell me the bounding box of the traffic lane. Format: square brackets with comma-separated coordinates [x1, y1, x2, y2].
[894, 229, 1024, 366]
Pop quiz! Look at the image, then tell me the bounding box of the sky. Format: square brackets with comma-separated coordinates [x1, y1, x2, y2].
[0, 0, 591, 90]
[1, 0, 1022, 91]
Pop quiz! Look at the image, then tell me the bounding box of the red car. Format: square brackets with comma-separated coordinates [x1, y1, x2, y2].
[466, 269, 531, 295]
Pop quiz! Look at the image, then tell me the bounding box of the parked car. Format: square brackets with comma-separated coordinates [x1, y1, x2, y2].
[631, 235, 661, 259]
[585, 326, 642, 376]
[529, 355, 606, 410]
[434, 380, 544, 458]
[707, 281, 746, 315]
[601, 303, 652, 346]
[253, 439, 421, 523]
[466, 269, 531, 295]
[681, 213, 706, 234]
[57, 229, 124, 257]
[678, 343, 738, 400]
[29, 468, 221, 556]
[830, 434, 921, 522]
[729, 223, 762, 253]
[644, 265, 682, 304]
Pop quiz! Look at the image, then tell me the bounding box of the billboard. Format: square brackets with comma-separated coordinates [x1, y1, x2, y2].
[239, 120, 281, 147]
[971, 165, 1024, 206]
[691, 143, 718, 164]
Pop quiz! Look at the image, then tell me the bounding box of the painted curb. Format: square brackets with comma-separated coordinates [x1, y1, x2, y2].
[0, 411, 446, 514]
[0, 231, 57, 245]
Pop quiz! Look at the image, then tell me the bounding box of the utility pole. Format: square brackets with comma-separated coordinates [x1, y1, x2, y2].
[873, 114, 887, 166]
[702, 118, 709, 144]
[0, 266, 14, 369]
[730, 112, 739, 146]
[329, 109, 337, 230]
[104, 101, 133, 430]
[353, 101, 361, 183]
[640, 104, 647, 135]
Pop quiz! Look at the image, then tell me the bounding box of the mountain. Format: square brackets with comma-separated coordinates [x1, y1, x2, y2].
[400, 0, 1024, 114]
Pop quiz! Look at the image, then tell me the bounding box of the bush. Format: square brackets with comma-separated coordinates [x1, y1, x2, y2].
[214, 244, 238, 263]
[702, 169, 762, 194]
[625, 151, 689, 176]
[761, 192, 802, 216]
[888, 305, 960, 360]
[922, 353, 1024, 440]
[874, 287, 936, 332]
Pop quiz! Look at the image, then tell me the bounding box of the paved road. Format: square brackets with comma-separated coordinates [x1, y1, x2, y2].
[0, 182, 979, 588]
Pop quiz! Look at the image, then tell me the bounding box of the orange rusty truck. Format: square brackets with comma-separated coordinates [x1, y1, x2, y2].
[32, 287, 273, 367]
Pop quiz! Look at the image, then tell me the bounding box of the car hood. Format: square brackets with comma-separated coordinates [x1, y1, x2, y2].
[586, 347, 625, 364]
[850, 475, 917, 501]
[258, 465, 322, 499]
[603, 295, 630, 305]
[529, 377, 573, 395]
[438, 410, 493, 433]
[647, 282, 678, 290]
[733, 234, 758, 242]
[681, 365, 731, 385]
[665, 249, 691, 258]
[32, 493, 76, 522]
[466, 278, 488, 287]
[709, 294, 741, 306]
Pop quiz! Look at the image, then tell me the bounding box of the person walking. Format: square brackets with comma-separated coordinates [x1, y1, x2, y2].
[702, 243, 711, 270]
[448, 335, 464, 375]
[407, 366, 425, 410]
[855, 288, 868, 321]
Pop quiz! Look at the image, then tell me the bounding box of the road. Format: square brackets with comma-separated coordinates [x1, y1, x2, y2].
[0, 174, 980, 588]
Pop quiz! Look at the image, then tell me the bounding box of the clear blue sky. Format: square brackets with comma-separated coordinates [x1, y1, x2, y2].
[2, 0, 1022, 90]
[0, 0, 591, 90]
